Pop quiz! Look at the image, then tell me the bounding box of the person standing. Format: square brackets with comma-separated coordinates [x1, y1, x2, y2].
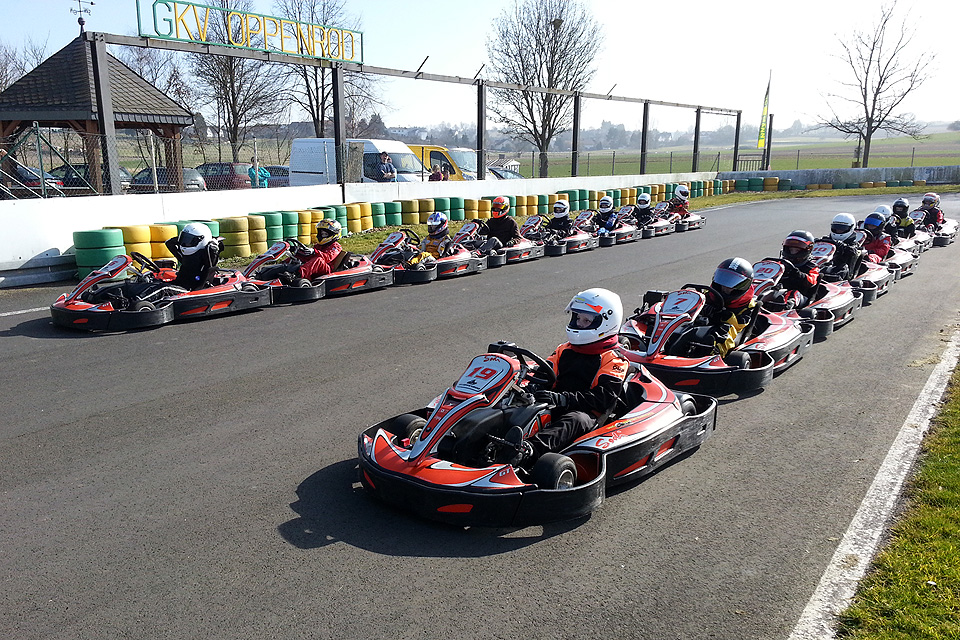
[377, 152, 397, 182]
[248, 158, 270, 188]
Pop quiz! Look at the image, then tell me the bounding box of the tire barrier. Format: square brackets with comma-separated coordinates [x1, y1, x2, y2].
[417, 198, 435, 224]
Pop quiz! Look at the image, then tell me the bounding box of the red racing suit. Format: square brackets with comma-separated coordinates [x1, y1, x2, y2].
[298, 241, 343, 279]
[779, 260, 820, 308]
[863, 232, 892, 263]
[667, 198, 690, 218]
[918, 206, 944, 229]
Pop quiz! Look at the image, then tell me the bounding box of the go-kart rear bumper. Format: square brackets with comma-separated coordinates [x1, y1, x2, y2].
[50, 303, 174, 331]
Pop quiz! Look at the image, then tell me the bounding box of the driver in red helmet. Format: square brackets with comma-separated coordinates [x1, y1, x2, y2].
[916, 192, 944, 230]
[505, 288, 628, 463]
[776, 230, 820, 309]
[708, 257, 757, 357]
[483, 196, 522, 247]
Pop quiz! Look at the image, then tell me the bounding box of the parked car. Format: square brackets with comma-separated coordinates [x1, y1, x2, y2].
[264, 165, 289, 188]
[10, 165, 64, 189]
[488, 166, 526, 180]
[49, 163, 132, 191]
[195, 162, 253, 190]
[129, 167, 206, 193]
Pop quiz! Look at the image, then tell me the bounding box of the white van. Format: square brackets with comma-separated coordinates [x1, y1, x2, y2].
[289, 138, 426, 186]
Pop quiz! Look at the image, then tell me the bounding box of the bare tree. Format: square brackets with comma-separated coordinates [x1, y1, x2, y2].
[817, 2, 933, 167]
[486, 0, 601, 177]
[0, 36, 48, 91]
[272, 0, 383, 138]
[190, 0, 283, 162]
[115, 46, 194, 109]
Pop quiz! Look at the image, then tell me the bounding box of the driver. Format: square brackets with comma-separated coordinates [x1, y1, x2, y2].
[593, 195, 617, 231]
[295, 219, 346, 279]
[421, 212, 457, 258]
[164, 222, 223, 290]
[633, 192, 656, 226]
[666, 185, 691, 218]
[892, 197, 915, 238]
[515, 288, 628, 462]
[708, 257, 757, 357]
[776, 230, 820, 309]
[862, 212, 892, 263]
[916, 192, 944, 230]
[546, 199, 574, 237]
[482, 196, 523, 249]
[820, 213, 865, 281]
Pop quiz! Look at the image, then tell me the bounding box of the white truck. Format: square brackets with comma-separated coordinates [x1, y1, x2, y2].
[289, 138, 426, 186]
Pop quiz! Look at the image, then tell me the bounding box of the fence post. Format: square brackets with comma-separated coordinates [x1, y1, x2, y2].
[586, 153, 590, 175]
[911, 147, 915, 167]
[796, 149, 800, 170]
[612, 151, 616, 176]
[669, 152, 673, 173]
[148, 131, 158, 193]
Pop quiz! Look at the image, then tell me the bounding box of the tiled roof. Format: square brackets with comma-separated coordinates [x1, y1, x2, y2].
[0, 37, 192, 126]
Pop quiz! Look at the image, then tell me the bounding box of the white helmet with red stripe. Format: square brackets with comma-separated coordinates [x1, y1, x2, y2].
[565, 288, 623, 345]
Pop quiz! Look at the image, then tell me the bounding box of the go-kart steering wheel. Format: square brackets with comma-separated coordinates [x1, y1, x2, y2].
[287, 238, 310, 253]
[130, 251, 160, 274]
[681, 283, 725, 310]
[400, 228, 422, 244]
[493, 343, 557, 389]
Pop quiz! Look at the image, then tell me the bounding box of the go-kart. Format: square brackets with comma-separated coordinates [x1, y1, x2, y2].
[535, 212, 601, 256]
[640, 202, 679, 239]
[596, 206, 639, 247]
[853, 229, 919, 278]
[51, 252, 271, 331]
[358, 341, 717, 527]
[455, 220, 545, 267]
[909, 210, 957, 247]
[369, 229, 439, 285]
[811, 240, 893, 303]
[246, 239, 393, 299]
[618, 285, 814, 395]
[753, 259, 862, 340]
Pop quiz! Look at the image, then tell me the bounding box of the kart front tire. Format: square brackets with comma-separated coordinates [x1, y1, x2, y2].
[531, 453, 577, 490]
[129, 300, 156, 312]
[390, 414, 427, 442]
[679, 396, 698, 416]
[722, 351, 751, 370]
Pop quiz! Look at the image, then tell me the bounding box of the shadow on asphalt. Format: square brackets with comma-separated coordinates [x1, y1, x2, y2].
[277, 459, 586, 556]
[0, 316, 104, 340]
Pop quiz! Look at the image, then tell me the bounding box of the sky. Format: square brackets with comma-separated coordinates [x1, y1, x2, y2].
[3, 0, 958, 137]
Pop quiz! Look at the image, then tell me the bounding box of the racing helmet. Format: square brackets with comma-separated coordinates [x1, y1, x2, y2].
[673, 184, 690, 202]
[892, 197, 910, 217]
[782, 229, 815, 265]
[637, 192, 651, 208]
[427, 211, 449, 238]
[553, 199, 570, 218]
[565, 288, 623, 346]
[178, 222, 213, 256]
[872, 204, 893, 222]
[711, 257, 754, 304]
[922, 192, 940, 208]
[830, 213, 856, 242]
[316, 219, 342, 246]
[598, 195, 614, 214]
[491, 196, 510, 218]
[863, 212, 886, 235]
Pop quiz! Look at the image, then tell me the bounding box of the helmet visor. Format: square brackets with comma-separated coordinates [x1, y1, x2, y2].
[180, 231, 204, 249]
[831, 221, 853, 235]
[568, 309, 602, 331]
[712, 267, 749, 291]
[783, 245, 807, 258]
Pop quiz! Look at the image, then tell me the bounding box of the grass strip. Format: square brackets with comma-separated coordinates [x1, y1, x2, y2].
[836, 373, 960, 638]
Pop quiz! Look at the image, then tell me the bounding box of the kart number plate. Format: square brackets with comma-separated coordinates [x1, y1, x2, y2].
[661, 290, 703, 316]
[753, 260, 784, 281]
[453, 355, 514, 394]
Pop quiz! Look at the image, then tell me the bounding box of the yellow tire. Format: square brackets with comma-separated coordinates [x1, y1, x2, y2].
[297, 210, 312, 224]
[106, 225, 151, 244]
[548, 194, 559, 205]
[357, 202, 372, 217]
[556, 193, 568, 202]
[125, 242, 152, 257]
[515, 205, 527, 218]
[223, 231, 250, 246]
[763, 177, 779, 186]
[914, 180, 926, 187]
[401, 212, 419, 225]
[151, 241, 175, 258]
[417, 199, 435, 213]
[218, 217, 249, 233]
[248, 228, 268, 243]
[221, 244, 251, 259]
[859, 182, 873, 189]
[360, 216, 373, 231]
[465, 209, 478, 220]
[345, 203, 362, 220]
[478, 199, 492, 212]
[874, 181, 886, 188]
[807, 184, 820, 190]
[298, 223, 313, 236]
[419, 211, 432, 224]
[310, 210, 325, 223]
[347, 219, 362, 233]
[148, 224, 177, 243]
[250, 241, 269, 255]
[465, 199, 480, 210]
[514, 195, 528, 207]
[399, 199, 419, 213]
[246, 215, 266, 230]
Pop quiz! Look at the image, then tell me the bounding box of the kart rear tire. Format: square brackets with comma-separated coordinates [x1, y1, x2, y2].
[531, 453, 577, 490]
[722, 351, 751, 370]
[295, 278, 312, 288]
[240, 282, 260, 292]
[679, 395, 698, 416]
[390, 414, 426, 441]
[129, 300, 156, 312]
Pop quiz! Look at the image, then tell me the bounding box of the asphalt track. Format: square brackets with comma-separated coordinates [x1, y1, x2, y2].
[1, 194, 958, 640]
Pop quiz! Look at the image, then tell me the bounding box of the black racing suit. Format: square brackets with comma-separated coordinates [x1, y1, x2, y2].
[818, 236, 865, 282]
[165, 237, 223, 290]
[484, 216, 522, 247]
[546, 216, 573, 237]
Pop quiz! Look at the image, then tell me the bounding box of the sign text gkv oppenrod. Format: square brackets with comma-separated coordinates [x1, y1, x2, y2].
[137, 0, 362, 62]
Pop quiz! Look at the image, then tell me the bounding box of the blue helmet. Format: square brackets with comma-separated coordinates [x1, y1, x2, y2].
[863, 212, 885, 235]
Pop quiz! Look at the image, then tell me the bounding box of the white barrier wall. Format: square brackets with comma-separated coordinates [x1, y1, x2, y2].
[0, 171, 718, 276]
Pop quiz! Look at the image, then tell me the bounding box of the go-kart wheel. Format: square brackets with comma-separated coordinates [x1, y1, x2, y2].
[390, 414, 427, 443]
[240, 282, 260, 292]
[294, 278, 312, 288]
[130, 252, 161, 273]
[129, 300, 156, 312]
[530, 453, 576, 490]
[679, 396, 698, 416]
[722, 351, 751, 370]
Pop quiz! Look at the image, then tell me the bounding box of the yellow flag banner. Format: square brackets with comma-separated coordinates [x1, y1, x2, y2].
[757, 78, 770, 149]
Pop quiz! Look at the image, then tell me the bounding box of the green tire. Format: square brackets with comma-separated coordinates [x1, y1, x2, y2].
[75, 246, 125, 267]
[73, 229, 124, 250]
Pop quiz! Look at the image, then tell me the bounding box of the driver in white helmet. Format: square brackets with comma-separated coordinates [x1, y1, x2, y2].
[593, 195, 618, 231]
[165, 222, 223, 290]
[633, 192, 656, 226]
[421, 211, 456, 258]
[518, 288, 629, 461]
[667, 184, 691, 218]
[819, 213, 866, 281]
[546, 199, 574, 237]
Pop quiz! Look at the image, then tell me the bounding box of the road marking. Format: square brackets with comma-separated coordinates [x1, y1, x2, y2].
[0, 307, 46, 318]
[788, 329, 960, 639]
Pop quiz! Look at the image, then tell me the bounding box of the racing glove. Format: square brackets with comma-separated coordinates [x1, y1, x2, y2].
[534, 390, 570, 411]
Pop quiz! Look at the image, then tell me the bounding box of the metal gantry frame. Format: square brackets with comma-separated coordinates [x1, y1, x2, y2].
[84, 31, 742, 183]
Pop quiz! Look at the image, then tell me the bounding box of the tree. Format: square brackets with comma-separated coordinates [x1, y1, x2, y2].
[116, 47, 193, 110]
[272, 0, 383, 138]
[947, 121, 960, 132]
[817, 2, 932, 167]
[191, 0, 283, 162]
[486, 0, 601, 177]
[0, 36, 47, 92]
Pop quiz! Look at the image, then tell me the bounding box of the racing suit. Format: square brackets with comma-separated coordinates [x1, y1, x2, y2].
[593, 210, 617, 231]
[546, 216, 573, 237]
[667, 198, 690, 218]
[531, 336, 628, 457]
[420, 235, 455, 259]
[297, 241, 344, 279]
[778, 260, 820, 309]
[634, 206, 656, 227]
[918, 206, 944, 230]
[707, 286, 757, 357]
[484, 216, 522, 247]
[165, 236, 222, 290]
[819, 236, 865, 281]
[863, 232, 892, 263]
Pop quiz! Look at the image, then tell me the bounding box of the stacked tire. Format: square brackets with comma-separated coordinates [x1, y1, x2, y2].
[106, 225, 151, 260]
[399, 199, 419, 225]
[73, 228, 126, 279]
[219, 216, 251, 258]
[149, 224, 178, 259]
